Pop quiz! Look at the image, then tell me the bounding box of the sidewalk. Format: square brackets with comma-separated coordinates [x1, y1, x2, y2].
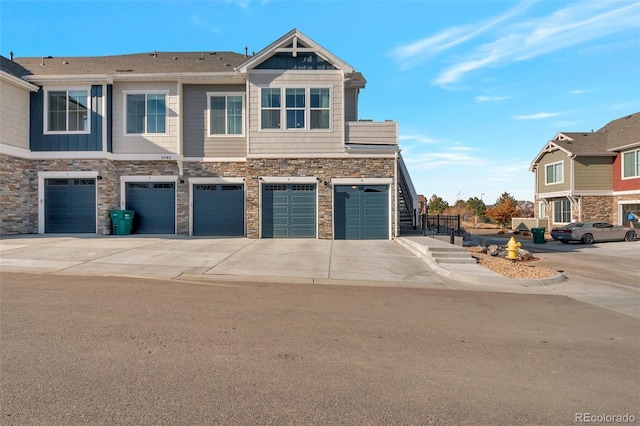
[1, 234, 637, 319]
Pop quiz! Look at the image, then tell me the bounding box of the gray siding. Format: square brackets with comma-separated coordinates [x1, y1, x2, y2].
[344, 87, 357, 122]
[247, 71, 345, 155]
[574, 156, 613, 191]
[183, 84, 247, 158]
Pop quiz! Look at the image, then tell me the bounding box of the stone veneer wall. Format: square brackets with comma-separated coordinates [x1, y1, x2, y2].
[581, 196, 614, 223]
[0, 154, 37, 234]
[1, 155, 396, 239]
[244, 158, 396, 239]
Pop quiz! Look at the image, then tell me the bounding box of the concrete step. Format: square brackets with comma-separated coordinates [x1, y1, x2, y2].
[398, 237, 477, 265]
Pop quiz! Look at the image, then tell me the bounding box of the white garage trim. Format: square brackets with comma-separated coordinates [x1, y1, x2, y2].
[38, 171, 99, 234]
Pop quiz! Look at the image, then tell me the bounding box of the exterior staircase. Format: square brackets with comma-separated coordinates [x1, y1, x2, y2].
[397, 154, 420, 235]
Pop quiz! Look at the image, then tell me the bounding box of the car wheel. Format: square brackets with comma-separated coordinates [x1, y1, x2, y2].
[581, 233, 594, 245]
[624, 231, 637, 242]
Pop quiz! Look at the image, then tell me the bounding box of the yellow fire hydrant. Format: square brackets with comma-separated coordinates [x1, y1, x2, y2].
[506, 236, 521, 260]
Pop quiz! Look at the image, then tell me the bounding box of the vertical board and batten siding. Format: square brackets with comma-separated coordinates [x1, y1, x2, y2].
[111, 81, 178, 154]
[182, 84, 247, 158]
[0, 79, 31, 149]
[344, 88, 357, 123]
[247, 72, 345, 154]
[29, 85, 103, 151]
[573, 156, 614, 191]
[537, 150, 570, 193]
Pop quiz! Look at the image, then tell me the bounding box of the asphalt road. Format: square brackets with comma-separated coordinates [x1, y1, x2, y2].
[528, 240, 640, 289]
[2, 272, 638, 425]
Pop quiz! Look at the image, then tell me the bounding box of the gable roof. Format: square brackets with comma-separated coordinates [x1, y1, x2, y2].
[530, 111, 640, 169]
[236, 29, 355, 74]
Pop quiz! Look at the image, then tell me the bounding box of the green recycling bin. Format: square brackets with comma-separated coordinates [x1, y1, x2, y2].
[109, 210, 135, 235]
[531, 227, 546, 244]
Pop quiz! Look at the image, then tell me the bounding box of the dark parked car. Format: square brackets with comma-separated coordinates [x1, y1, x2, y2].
[550, 221, 637, 244]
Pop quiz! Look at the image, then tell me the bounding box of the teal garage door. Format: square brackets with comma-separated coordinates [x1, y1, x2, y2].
[334, 185, 389, 239]
[125, 182, 175, 234]
[193, 184, 245, 236]
[44, 178, 96, 233]
[262, 184, 316, 238]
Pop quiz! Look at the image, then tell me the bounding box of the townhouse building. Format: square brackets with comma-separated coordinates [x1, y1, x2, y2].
[530, 112, 640, 228]
[0, 29, 418, 239]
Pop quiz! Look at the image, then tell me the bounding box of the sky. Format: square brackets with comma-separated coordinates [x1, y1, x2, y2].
[1, 0, 639, 205]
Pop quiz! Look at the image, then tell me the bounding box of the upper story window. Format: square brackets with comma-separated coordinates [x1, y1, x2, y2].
[261, 88, 281, 129]
[208, 93, 244, 136]
[286, 88, 305, 129]
[623, 149, 640, 178]
[45, 88, 90, 134]
[125, 91, 167, 134]
[545, 161, 563, 184]
[310, 88, 330, 129]
[261, 87, 331, 131]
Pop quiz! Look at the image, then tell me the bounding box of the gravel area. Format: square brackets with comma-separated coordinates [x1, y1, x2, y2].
[465, 246, 558, 279]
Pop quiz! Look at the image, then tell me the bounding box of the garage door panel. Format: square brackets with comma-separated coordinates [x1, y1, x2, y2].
[126, 182, 175, 234]
[334, 185, 388, 240]
[193, 184, 244, 236]
[262, 184, 316, 238]
[45, 179, 96, 233]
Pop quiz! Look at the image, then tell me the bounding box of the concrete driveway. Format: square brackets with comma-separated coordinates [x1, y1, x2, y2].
[0, 235, 447, 288]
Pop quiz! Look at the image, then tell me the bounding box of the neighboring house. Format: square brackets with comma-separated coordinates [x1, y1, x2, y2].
[0, 29, 418, 239]
[530, 112, 640, 228]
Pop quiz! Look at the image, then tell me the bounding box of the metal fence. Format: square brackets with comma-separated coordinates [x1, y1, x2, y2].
[420, 214, 461, 236]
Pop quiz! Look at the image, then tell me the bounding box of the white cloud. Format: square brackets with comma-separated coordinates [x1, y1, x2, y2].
[400, 134, 442, 144]
[475, 95, 511, 102]
[514, 112, 561, 120]
[390, 1, 533, 70]
[414, 1, 640, 85]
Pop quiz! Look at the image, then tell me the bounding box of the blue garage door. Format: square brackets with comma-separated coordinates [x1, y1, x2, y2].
[45, 178, 96, 233]
[125, 182, 175, 234]
[334, 185, 389, 239]
[262, 184, 316, 238]
[193, 184, 245, 236]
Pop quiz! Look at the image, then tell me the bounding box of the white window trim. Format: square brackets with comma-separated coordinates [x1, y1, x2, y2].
[259, 86, 333, 132]
[538, 201, 547, 219]
[621, 148, 640, 180]
[123, 90, 169, 136]
[205, 92, 245, 137]
[545, 161, 564, 185]
[43, 86, 92, 135]
[552, 198, 571, 224]
[38, 171, 99, 234]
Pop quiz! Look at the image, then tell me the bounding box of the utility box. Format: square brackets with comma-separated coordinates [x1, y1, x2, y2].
[109, 210, 135, 235]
